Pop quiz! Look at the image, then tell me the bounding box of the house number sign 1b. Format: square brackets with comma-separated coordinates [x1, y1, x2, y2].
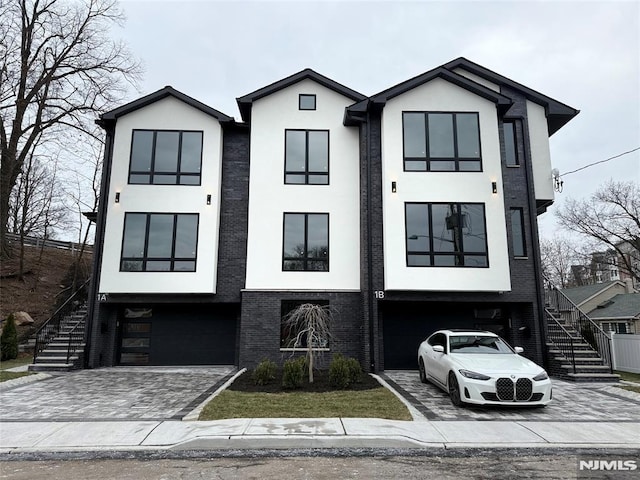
[374, 291, 385, 299]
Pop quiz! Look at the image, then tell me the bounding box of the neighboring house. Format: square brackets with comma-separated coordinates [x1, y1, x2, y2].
[616, 241, 640, 290]
[590, 250, 620, 284]
[561, 280, 638, 334]
[86, 57, 578, 371]
[587, 294, 640, 334]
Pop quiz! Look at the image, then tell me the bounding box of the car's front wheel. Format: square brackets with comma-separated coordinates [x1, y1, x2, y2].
[448, 371, 464, 407]
[418, 358, 427, 383]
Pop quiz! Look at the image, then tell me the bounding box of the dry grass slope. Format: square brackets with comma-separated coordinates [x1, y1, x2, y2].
[0, 244, 92, 342]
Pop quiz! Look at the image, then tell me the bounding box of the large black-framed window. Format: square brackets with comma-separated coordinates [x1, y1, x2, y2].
[405, 202, 488, 267]
[120, 213, 199, 272]
[510, 208, 527, 257]
[280, 300, 330, 349]
[403, 112, 481, 172]
[285, 130, 329, 185]
[503, 120, 520, 166]
[129, 130, 203, 185]
[283, 213, 329, 271]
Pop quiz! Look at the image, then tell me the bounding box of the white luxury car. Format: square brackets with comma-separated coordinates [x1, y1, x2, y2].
[417, 329, 552, 407]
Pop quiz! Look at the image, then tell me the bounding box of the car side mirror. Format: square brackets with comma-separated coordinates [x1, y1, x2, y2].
[433, 345, 445, 353]
[514, 346, 524, 354]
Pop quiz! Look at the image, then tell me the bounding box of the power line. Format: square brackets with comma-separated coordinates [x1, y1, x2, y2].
[561, 147, 640, 177]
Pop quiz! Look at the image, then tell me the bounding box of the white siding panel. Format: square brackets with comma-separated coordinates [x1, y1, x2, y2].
[245, 79, 360, 290]
[527, 100, 554, 203]
[381, 78, 511, 292]
[99, 96, 223, 294]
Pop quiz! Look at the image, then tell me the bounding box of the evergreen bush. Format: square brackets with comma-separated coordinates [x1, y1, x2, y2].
[252, 359, 276, 385]
[1, 314, 19, 361]
[329, 354, 351, 389]
[282, 356, 306, 389]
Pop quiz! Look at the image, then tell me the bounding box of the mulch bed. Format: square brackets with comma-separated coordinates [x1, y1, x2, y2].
[229, 369, 381, 393]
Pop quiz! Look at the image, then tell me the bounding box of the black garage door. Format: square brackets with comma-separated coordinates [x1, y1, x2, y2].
[382, 302, 507, 369]
[118, 304, 237, 366]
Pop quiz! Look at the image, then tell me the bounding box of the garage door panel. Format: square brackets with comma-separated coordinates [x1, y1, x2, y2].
[119, 305, 237, 366]
[382, 302, 498, 369]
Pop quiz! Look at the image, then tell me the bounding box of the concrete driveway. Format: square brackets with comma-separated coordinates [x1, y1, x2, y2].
[382, 370, 640, 422]
[0, 366, 236, 421]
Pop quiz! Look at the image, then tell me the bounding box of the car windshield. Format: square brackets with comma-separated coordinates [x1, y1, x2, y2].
[449, 335, 514, 354]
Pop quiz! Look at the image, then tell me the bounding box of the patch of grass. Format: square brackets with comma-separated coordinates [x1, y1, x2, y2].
[199, 388, 412, 421]
[618, 385, 640, 395]
[0, 353, 33, 371]
[615, 370, 640, 384]
[0, 371, 34, 382]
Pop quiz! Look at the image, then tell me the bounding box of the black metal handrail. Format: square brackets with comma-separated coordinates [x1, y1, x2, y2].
[544, 277, 613, 373]
[545, 308, 576, 373]
[65, 320, 86, 365]
[33, 278, 90, 360]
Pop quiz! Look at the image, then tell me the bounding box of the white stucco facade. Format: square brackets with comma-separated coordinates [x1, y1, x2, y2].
[380, 78, 512, 292]
[527, 99, 554, 203]
[98, 96, 223, 294]
[244, 79, 361, 290]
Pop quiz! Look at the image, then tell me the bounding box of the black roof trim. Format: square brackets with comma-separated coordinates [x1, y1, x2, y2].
[443, 57, 579, 135]
[99, 86, 233, 126]
[237, 68, 366, 122]
[344, 67, 513, 125]
[370, 67, 513, 107]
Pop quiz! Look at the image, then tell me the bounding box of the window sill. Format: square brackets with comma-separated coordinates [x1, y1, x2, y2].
[514, 256, 529, 260]
[506, 165, 521, 168]
[280, 348, 330, 352]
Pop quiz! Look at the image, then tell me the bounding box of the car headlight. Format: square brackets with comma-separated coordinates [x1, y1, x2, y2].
[533, 371, 549, 381]
[459, 369, 491, 381]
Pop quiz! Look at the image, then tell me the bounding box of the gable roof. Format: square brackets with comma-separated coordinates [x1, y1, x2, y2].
[587, 293, 640, 320]
[443, 57, 579, 135]
[99, 86, 233, 126]
[345, 57, 579, 134]
[561, 281, 624, 306]
[236, 68, 366, 122]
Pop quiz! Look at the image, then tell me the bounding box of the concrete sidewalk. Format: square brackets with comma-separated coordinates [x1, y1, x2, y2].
[1, 418, 639, 452]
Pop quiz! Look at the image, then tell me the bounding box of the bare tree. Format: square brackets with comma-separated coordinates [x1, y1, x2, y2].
[0, 0, 141, 258]
[8, 140, 68, 278]
[540, 234, 576, 288]
[282, 303, 334, 383]
[62, 130, 103, 291]
[540, 234, 595, 288]
[556, 180, 640, 283]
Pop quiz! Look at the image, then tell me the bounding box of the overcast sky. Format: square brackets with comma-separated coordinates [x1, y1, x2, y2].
[116, 0, 639, 238]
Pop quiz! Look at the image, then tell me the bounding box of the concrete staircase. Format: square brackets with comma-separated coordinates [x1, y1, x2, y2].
[28, 304, 87, 372]
[545, 309, 619, 383]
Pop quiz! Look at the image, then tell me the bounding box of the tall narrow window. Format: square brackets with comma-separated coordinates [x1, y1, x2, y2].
[403, 112, 481, 171]
[510, 208, 526, 257]
[504, 121, 519, 166]
[285, 130, 329, 184]
[405, 203, 488, 267]
[129, 130, 203, 185]
[120, 213, 198, 271]
[283, 213, 329, 271]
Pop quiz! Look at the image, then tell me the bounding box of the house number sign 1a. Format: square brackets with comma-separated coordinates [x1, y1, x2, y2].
[374, 291, 385, 299]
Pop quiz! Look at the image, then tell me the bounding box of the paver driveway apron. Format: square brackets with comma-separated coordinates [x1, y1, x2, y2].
[0, 366, 236, 421]
[382, 370, 640, 422]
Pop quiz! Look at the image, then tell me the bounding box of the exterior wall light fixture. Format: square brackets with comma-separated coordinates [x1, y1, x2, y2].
[391, 181, 397, 193]
[115, 192, 120, 203]
[206, 194, 212, 205]
[492, 181, 497, 194]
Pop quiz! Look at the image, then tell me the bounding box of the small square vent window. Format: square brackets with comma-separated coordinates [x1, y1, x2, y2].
[299, 94, 316, 110]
